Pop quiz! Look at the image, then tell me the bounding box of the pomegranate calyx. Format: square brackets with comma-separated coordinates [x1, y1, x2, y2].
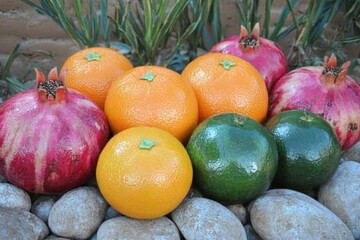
[239, 23, 260, 52]
[36, 67, 66, 102]
[35, 68, 45, 84]
[321, 53, 350, 85]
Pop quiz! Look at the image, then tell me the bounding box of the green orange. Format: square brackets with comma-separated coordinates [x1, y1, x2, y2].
[187, 113, 278, 204]
[265, 110, 341, 190]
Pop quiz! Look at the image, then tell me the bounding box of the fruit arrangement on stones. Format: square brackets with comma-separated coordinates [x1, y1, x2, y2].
[1, 24, 360, 240]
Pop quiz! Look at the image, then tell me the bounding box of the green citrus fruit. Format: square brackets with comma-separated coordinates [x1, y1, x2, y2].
[186, 113, 278, 204]
[265, 110, 341, 190]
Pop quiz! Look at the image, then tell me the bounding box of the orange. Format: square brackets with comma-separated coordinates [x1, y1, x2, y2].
[181, 52, 268, 122]
[187, 113, 278, 204]
[60, 47, 133, 109]
[104, 65, 198, 143]
[96, 126, 193, 220]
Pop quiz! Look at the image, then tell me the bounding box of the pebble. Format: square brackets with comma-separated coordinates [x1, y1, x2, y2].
[0, 182, 32, 211]
[250, 189, 354, 240]
[104, 206, 122, 220]
[244, 224, 263, 240]
[89, 232, 98, 240]
[342, 140, 360, 163]
[186, 186, 203, 198]
[318, 161, 360, 239]
[97, 216, 180, 240]
[86, 176, 98, 187]
[0, 173, 6, 183]
[31, 195, 57, 223]
[44, 235, 70, 240]
[0, 207, 49, 240]
[171, 197, 247, 240]
[227, 203, 248, 225]
[48, 186, 107, 239]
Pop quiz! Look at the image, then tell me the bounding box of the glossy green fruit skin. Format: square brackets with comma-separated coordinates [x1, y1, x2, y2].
[187, 113, 278, 204]
[265, 110, 341, 190]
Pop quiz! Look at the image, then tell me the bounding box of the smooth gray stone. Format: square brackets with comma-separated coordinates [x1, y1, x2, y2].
[244, 224, 263, 240]
[44, 235, 70, 240]
[31, 195, 57, 223]
[48, 186, 107, 240]
[0, 207, 49, 240]
[171, 197, 247, 240]
[97, 216, 180, 240]
[342, 140, 360, 163]
[227, 203, 248, 225]
[104, 206, 122, 221]
[0, 182, 31, 211]
[0, 173, 6, 183]
[319, 161, 360, 239]
[250, 189, 354, 240]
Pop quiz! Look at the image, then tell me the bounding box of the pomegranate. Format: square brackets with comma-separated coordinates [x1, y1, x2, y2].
[269, 54, 360, 150]
[210, 23, 288, 91]
[0, 68, 109, 193]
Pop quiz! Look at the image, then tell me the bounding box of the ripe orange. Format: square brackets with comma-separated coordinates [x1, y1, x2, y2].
[181, 52, 268, 122]
[60, 47, 133, 109]
[96, 126, 193, 220]
[104, 65, 198, 143]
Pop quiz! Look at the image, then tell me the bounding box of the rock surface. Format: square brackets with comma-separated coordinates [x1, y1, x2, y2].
[48, 186, 107, 239]
[97, 216, 180, 240]
[342, 140, 360, 163]
[0, 207, 49, 240]
[227, 203, 248, 225]
[44, 235, 70, 240]
[318, 161, 360, 239]
[0, 173, 6, 183]
[31, 195, 57, 223]
[0, 182, 31, 211]
[104, 206, 122, 221]
[171, 197, 247, 240]
[250, 189, 354, 240]
[186, 187, 203, 198]
[244, 224, 263, 240]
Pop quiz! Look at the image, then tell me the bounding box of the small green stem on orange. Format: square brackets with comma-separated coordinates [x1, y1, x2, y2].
[139, 138, 157, 150]
[300, 112, 313, 122]
[85, 52, 101, 62]
[234, 115, 246, 126]
[141, 72, 155, 81]
[219, 60, 236, 70]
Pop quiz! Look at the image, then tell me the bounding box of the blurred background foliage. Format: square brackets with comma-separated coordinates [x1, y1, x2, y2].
[1, 0, 359, 101]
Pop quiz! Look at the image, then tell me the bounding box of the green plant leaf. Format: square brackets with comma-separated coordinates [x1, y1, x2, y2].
[7, 75, 28, 94]
[1, 44, 21, 80]
[20, 0, 111, 48]
[270, 0, 298, 41]
[263, 0, 273, 37]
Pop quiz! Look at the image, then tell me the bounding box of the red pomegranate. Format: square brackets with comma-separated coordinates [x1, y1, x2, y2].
[0, 68, 109, 193]
[269, 54, 360, 150]
[211, 23, 288, 91]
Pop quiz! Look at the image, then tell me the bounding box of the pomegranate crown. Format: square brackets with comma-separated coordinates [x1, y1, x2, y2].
[321, 53, 350, 85]
[35, 67, 66, 102]
[239, 22, 260, 52]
